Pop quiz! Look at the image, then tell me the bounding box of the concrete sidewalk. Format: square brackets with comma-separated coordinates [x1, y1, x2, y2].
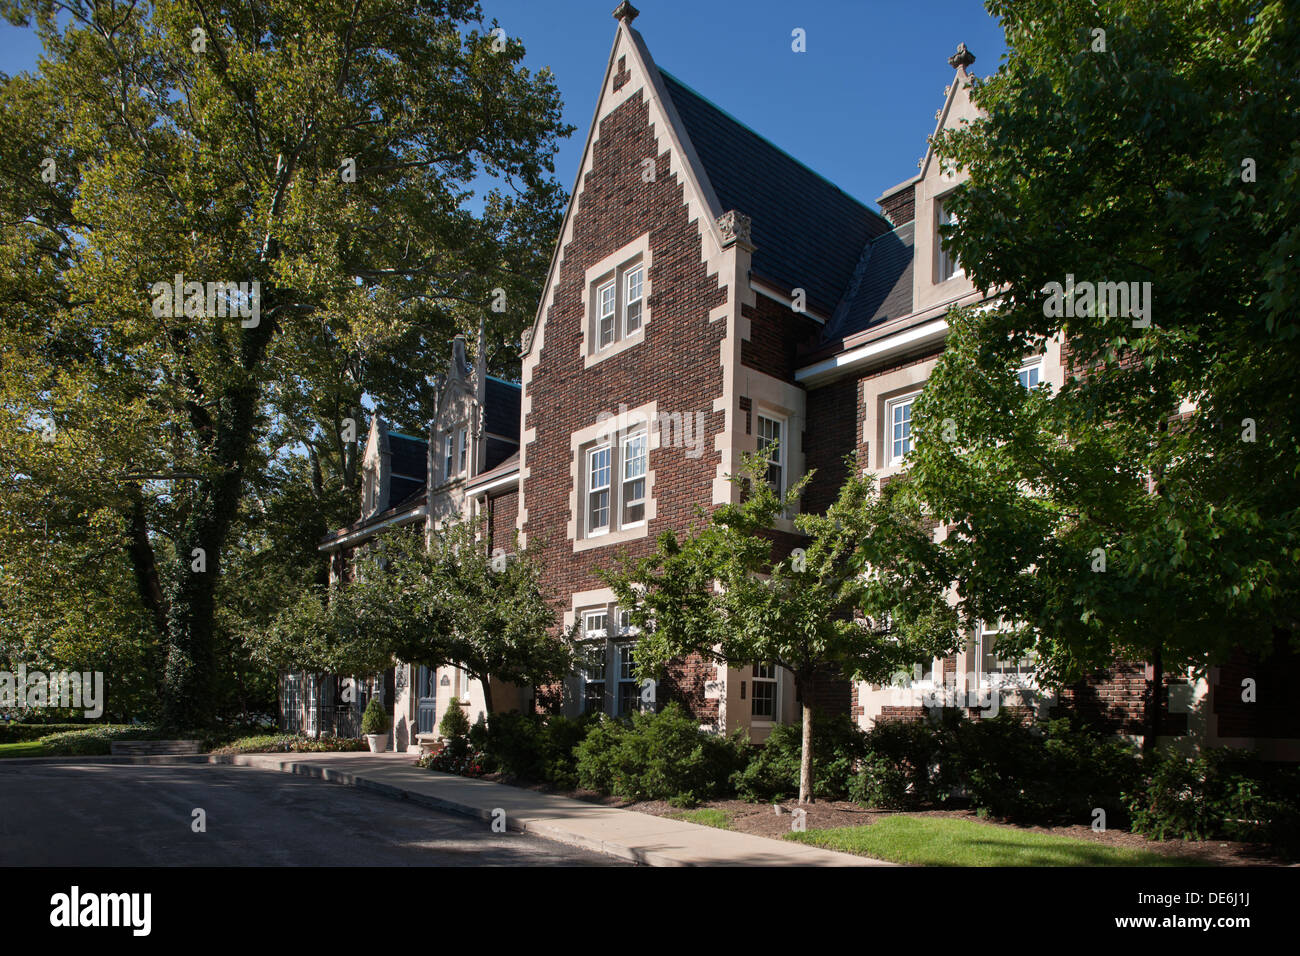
[215, 752, 890, 866]
[3, 751, 890, 866]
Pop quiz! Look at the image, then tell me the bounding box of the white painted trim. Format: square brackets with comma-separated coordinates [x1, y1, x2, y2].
[796, 318, 949, 387]
[318, 505, 427, 552]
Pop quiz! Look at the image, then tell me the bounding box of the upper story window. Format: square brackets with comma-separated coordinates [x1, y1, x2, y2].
[756, 415, 785, 495]
[886, 393, 919, 466]
[581, 427, 647, 539]
[456, 427, 468, 474]
[583, 236, 651, 367]
[443, 432, 453, 479]
[1018, 360, 1042, 390]
[936, 196, 962, 282]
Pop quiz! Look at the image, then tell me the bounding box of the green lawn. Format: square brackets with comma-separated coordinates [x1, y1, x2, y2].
[666, 808, 733, 830]
[787, 815, 1202, 866]
[0, 741, 49, 759]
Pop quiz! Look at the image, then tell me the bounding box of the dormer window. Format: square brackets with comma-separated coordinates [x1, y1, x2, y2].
[936, 195, 962, 282]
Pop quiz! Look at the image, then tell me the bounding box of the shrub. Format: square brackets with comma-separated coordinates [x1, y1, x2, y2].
[360, 697, 390, 736]
[38, 725, 162, 756]
[439, 699, 470, 740]
[479, 711, 593, 790]
[417, 744, 487, 777]
[575, 703, 748, 807]
[0, 722, 98, 744]
[212, 734, 367, 755]
[858, 714, 953, 806]
[1127, 748, 1300, 855]
[733, 712, 866, 802]
[848, 752, 912, 809]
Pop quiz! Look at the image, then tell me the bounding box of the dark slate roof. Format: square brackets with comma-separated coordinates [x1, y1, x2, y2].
[659, 70, 891, 317]
[388, 432, 428, 482]
[824, 221, 915, 342]
[484, 377, 521, 440]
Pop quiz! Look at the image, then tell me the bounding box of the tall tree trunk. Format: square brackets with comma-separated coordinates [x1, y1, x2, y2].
[480, 675, 494, 717]
[1144, 644, 1163, 754]
[797, 672, 814, 804]
[160, 297, 277, 730]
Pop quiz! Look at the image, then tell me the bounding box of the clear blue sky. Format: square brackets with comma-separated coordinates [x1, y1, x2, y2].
[0, 0, 1008, 213]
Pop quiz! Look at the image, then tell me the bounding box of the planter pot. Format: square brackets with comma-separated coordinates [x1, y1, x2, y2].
[365, 733, 389, 753]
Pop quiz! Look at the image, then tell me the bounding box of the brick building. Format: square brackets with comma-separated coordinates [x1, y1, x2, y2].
[297, 4, 1298, 760]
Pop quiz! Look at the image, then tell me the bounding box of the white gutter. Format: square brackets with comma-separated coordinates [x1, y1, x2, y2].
[467, 470, 520, 497]
[796, 318, 949, 387]
[319, 504, 427, 552]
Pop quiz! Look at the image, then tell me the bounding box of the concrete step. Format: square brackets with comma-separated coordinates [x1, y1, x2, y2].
[109, 740, 203, 755]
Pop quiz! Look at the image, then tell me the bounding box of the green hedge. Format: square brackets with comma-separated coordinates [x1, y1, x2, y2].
[733, 712, 867, 802]
[39, 725, 164, 756]
[0, 723, 101, 744]
[575, 703, 749, 807]
[211, 734, 368, 755]
[475, 711, 594, 790]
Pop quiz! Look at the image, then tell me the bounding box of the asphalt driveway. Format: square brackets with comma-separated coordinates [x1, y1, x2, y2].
[0, 762, 624, 866]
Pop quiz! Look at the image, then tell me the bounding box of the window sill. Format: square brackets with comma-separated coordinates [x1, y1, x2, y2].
[583, 328, 646, 369]
[574, 521, 650, 553]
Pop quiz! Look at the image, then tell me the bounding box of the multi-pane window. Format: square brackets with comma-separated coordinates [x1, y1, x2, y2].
[590, 256, 647, 355]
[937, 197, 961, 281]
[1018, 362, 1041, 390]
[587, 445, 612, 534]
[624, 267, 644, 335]
[887, 395, 917, 464]
[444, 432, 454, 480]
[751, 663, 778, 720]
[456, 427, 467, 474]
[597, 280, 617, 349]
[978, 621, 1036, 684]
[582, 429, 648, 539]
[616, 641, 640, 716]
[756, 415, 784, 494]
[622, 431, 647, 525]
[581, 611, 608, 714]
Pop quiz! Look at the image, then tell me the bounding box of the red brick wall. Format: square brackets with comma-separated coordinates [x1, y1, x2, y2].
[741, 292, 821, 382]
[802, 376, 858, 515]
[879, 186, 915, 227]
[521, 86, 728, 716]
[488, 489, 518, 556]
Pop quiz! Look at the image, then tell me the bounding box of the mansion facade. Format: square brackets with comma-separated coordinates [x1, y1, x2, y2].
[283, 4, 1299, 760]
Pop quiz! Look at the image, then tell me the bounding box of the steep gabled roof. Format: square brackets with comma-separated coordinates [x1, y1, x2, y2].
[484, 376, 521, 440]
[659, 70, 891, 317]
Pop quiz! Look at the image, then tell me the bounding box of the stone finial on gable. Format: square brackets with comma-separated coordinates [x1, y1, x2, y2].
[948, 42, 975, 70]
[717, 210, 753, 250]
[612, 1, 639, 24]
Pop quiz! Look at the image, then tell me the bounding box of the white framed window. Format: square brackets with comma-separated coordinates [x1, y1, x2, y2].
[621, 430, 647, 526]
[977, 621, 1036, 685]
[443, 432, 454, 480]
[886, 393, 919, 465]
[587, 444, 611, 534]
[616, 641, 640, 716]
[597, 280, 617, 349]
[936, 196, 962, 282]
[456, 427, 467, 474]
[623, 266, 644, 336]
[756, 415, 784, 494]
[580, 611, 608, 714]
[1017, 360, 1042, 390]
[751, 663, 778, 720]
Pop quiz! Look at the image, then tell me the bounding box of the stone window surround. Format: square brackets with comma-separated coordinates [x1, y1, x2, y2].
[582, 233, 653, 369]
[744, 388, 804, 533]
[568, 399, 659, 552]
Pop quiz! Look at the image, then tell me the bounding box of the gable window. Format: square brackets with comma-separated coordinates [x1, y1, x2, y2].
[751, 664, 778, 720]
[936, 196, 961, 282]
[624, 266, 644, 336]
[622, 431, 647, 525]
[886, 393, 919, 465]
[583, 237, 651, 365]
[587, 444, 612, 534]
[1018, 360, 1042, 390]
[756, 415, 784, 494]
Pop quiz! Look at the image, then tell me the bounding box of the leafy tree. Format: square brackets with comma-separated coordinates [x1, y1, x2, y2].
[910, 0, 1300, 748]
[603, 453, 959, 803]
[0, 0, 571, 727]
[255, 518, 570, 715]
